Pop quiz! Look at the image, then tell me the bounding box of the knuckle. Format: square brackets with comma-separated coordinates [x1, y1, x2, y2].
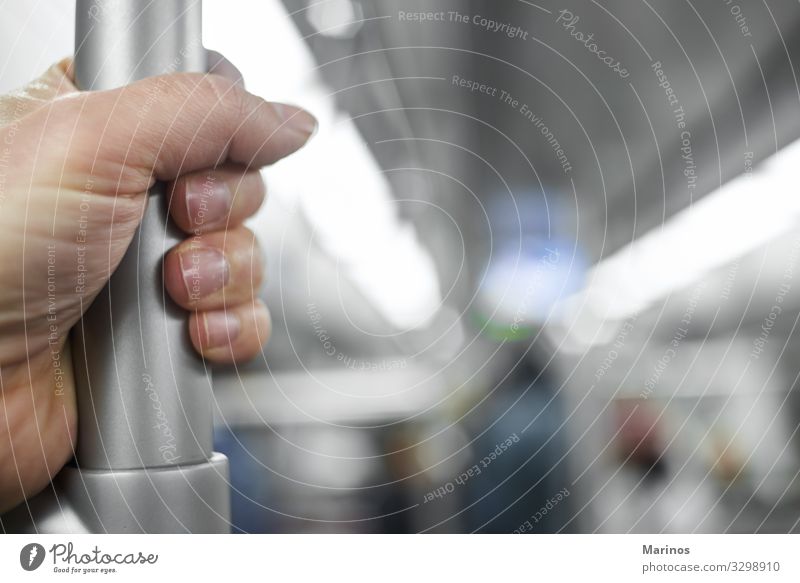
[202, 73, 245, 117]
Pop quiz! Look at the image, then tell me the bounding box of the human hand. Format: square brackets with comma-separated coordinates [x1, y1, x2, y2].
[0, 58, 316, 511]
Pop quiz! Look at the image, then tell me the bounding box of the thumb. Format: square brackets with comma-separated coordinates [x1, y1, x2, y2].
[36, 70, 316, 195]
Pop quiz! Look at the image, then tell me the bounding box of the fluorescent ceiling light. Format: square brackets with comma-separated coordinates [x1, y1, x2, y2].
[547, 139, 800, 350]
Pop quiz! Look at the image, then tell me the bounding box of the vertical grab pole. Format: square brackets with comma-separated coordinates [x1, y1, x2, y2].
[73, 0, 212, 476]
[4, 0, 232, 533]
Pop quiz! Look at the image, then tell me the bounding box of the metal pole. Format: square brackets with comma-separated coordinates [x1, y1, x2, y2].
[73, 0, 212, 474]
[3, 0, 231, 533]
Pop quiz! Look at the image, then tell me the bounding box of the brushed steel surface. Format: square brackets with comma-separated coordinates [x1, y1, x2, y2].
[2, 454, 231, 533]
[73, 0, 211, 470]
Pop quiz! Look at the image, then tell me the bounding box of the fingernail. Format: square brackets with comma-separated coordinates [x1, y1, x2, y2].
[202, 311, 242, 349]
[179, 247, 230, 301]
[274, 103, 318, 142]
[185, 175, 233, 229]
